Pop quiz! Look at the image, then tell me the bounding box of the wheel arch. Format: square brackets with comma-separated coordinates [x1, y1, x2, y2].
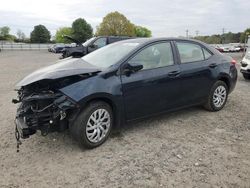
[217, 75, 231, 91]
[77, 93, 123, 129]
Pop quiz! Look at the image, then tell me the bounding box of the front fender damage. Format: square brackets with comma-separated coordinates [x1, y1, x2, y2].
[12, 73, 99, 151]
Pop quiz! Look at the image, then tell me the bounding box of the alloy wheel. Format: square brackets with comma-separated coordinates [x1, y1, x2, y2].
[213, 85, 227, 108]
[86, 108, 111, 143]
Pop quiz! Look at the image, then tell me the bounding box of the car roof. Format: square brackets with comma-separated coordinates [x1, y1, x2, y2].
[116, 37, 219, 54]
[119, 37, 206, 44]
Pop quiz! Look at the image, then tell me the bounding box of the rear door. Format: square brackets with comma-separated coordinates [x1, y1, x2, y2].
[121, 41, 182, 120]
[174, 41, 214, 105]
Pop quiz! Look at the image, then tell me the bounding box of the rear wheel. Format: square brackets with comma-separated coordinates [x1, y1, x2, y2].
[70, 101, 113, 149]
[204, 81, 228, 111]
[243, 73, 250, 80]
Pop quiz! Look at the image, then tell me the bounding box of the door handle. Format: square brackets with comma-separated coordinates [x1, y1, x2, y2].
[209, 63, 217, 68]
[168, 70, 181, 77]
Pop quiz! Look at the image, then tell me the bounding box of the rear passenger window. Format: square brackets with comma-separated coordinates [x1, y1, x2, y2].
[176, 42, 204, 63]
[203, 48, 212, 59]
[109, 37, 120, 43]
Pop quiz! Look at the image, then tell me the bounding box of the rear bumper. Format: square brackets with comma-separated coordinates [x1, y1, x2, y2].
[227, 66, 238, 94]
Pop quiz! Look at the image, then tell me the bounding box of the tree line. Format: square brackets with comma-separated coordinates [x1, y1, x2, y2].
[193, 29, 250, 44]
[0, 11, 152, 44]
[0, 11, 249, 44]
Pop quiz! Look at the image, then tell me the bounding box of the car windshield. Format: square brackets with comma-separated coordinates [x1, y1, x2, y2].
[82, 42, 140, 68]
[82, 37, 96, 47]
[56, 44, 65, 47]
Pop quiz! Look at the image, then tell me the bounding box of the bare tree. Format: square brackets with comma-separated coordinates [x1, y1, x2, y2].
[17, 29, 26, 40]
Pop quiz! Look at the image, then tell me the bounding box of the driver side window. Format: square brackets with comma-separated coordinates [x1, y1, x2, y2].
[93, 38, 107, 48]
[128, 42, 174, 70]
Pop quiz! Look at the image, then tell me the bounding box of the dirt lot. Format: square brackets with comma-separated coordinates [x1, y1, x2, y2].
[0, 51, 249, 188]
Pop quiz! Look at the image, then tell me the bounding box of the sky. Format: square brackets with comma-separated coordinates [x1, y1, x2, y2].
[0, 0, 249, 38]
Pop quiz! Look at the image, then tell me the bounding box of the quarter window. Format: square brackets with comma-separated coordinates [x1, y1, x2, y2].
[203, 48, 212, 59]
[176, 42, 204, 63]
[128, 42, 174, 70]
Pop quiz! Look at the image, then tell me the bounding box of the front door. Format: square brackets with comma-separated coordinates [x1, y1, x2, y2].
[121, 42, 182, 120]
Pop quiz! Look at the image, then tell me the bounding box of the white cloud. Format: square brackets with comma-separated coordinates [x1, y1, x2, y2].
[0, 0, 249, 37]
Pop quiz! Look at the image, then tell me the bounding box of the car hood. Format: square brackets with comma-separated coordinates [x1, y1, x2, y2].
[16, 58, 101, 87]
[63, 35, 82, 45]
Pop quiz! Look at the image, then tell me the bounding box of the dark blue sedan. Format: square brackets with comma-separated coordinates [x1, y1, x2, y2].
[14, 38, 237, 149]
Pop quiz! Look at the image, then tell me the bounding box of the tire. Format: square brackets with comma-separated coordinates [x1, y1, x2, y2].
[204, 81, 228, 111]
[243, 73, 250, 80]
[70, 101, 113, 149]
[72, 53, 82, 58]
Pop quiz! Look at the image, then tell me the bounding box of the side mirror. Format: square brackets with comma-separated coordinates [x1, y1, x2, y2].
[123, 63, 143, 76]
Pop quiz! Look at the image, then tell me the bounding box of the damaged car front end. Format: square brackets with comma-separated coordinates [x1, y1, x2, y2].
[12, 58, 101, 151]
[14, 84, 76, 138]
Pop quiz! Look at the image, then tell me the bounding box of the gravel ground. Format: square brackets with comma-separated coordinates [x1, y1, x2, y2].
[0, 51, 249, 188]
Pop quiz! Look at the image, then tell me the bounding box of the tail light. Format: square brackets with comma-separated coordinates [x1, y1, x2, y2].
[231, 59, 237, 65]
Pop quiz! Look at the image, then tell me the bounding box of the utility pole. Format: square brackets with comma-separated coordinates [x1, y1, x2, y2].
[186, 29, 189, 38]
[195, 30, 199, 37]
[222, 28, 225, 44]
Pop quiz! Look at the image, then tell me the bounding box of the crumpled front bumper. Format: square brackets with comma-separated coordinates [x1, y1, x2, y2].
[15, 117, 36, 139]
[14, 93, 78, 139]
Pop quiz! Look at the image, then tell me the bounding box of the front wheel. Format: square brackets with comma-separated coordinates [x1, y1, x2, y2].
[243, 73, 250, 80]
[204, 81, 228, 111]
[70, 101, 113, 149]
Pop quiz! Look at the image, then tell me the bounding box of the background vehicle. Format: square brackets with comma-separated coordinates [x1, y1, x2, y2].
[48, 43, 72, 53]
[228, 44, 241, 52]
[214, 45, 224, 52]
[241, 52, 250, 79]
[61, 36, 133, 58]
[241, 36, 250, 79]
[52, 43, 71, 53]
[212, 44, 242, 53]
[13, 38, 237, 149]
[220, 45, 230, 52]
[48, 44, 55, 52]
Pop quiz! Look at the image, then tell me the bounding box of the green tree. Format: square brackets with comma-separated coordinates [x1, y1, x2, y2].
[240, 28, 250, 43]
[30, 25, 51, 43]
[55, 27, 73, 43]
[0, 26, 17, 41]
[96, 11, 136, 37]
[0, 26, 10, 37]
[207, 35, 221, 44]
[72, 18, 93, 43]
[134, 26, 152, 37]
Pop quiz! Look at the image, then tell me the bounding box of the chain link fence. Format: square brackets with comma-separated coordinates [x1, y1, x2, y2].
[0, 43, 52, 50]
